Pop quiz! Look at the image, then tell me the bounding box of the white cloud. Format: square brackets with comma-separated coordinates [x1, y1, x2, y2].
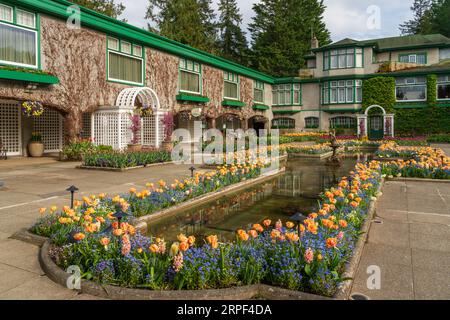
[118, 0, 415, 42]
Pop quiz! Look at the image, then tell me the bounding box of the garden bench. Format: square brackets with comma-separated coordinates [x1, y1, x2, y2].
[0, 138, 7, 160]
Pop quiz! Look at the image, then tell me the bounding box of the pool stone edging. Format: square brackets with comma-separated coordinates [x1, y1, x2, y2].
[36, 179, 385, 301]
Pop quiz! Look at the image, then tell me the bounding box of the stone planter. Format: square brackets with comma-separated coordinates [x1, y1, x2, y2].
[127, 144, 142, 152]
[28, 142, 44, 157]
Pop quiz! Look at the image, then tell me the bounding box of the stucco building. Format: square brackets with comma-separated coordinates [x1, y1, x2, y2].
[0, 0, 450, 156]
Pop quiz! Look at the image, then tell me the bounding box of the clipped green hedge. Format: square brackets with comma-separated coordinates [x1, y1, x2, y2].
[362, 75, 450, 135]
[83, 151, 171, 169]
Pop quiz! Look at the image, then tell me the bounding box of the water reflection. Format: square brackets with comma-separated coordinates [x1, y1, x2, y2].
[147, 153, 373, 242]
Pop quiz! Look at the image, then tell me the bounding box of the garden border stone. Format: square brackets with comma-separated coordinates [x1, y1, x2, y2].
[76, 161, 175, 172]
[39, 240, 330, 300]
[388, 177, 450, 183]
[11, 228, 48, 247]
[287, 151, 334, 159]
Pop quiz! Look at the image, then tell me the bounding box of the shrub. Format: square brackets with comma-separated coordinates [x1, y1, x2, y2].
[82, 150, 171, 168]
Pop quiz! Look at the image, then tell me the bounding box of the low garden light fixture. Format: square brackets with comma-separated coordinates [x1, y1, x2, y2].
[189, 166, 196, 177]
[66, 185, 79, 209]
[290, 212, 307, 235]
[112, 208, 129, 223]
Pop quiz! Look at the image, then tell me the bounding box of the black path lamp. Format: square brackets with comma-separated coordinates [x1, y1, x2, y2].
[112, 207, 129, 224]
[189, 166, 196, 178]
[66, 185, 79, 209]
[290, 212, 307, 235]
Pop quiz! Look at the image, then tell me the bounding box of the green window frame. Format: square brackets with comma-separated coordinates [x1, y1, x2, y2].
[272, 117, 295, 129]
[398, 52, 427, 65]
[254, 80, 265, 104]
[0, 2, 39, 69]
[321, 79, 362, 105]
[223, 71, 239, 100]
[395, 77, 427, 102]
[179, 58, 202, 95]
[107, 37, 144, 86]
[330, 116, 356, 129]
[272, 84, 302, 106]
[437, 75, 450, 101]
[323, 48, 363, 70]
[305, 117, 319, 129]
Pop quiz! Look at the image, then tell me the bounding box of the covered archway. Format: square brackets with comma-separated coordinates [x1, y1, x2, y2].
[92, 87, 167, 150]
[248, 115, 268, 136]
[357, 105, 394, 140]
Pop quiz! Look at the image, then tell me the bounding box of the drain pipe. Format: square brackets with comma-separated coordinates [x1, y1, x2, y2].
[350, 293, 370, 300]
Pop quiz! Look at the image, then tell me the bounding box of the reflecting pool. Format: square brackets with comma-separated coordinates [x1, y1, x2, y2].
[147, 153, 373, 242]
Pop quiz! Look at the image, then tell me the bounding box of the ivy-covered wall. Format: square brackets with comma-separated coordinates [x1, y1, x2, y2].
[362, 76, 450, 135]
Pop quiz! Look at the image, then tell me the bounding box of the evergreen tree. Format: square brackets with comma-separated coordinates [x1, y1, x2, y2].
[217, 0, 249, 65]
[249, 0, 330, 77]
[70, 0, 125, 19]
[146, 0, 218, 54]
[399, 0, 434, 35]
[428, 0, 450, 37]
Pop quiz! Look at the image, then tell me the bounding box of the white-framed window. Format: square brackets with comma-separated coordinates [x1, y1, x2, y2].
[395, 77, 427, 102]
[399, 53, 427, 64]
[272, 83, 302, 106]
[254, 80, 265, 103]
[179, 58, 202, 94]
[322, 80, 363, 104]
[223, 71, 239, 100]
[437, 75, 450, 100]
[324, 48, 363, 70]
[107, 37, 144, 85]
[16, 9, 36, 28]
[0, 4, 13, 22]
[0, 5, 38, 69]
[305, 117, 319, 129]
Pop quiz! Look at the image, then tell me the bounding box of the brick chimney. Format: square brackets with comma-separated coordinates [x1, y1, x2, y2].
[311, 35, 319, 50]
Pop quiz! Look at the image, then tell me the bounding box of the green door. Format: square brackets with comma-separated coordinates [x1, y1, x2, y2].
[369, 116, 384, 140]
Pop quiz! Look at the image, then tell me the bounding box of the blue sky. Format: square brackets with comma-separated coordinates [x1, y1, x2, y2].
[119, 0, 414, 42]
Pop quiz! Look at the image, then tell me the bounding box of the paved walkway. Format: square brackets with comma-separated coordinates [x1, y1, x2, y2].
[0, 158, 192, 299]
[351, 179, 450, 299]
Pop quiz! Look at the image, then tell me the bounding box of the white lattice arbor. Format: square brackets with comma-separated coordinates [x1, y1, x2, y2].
[92, 87, 167, 150]
[357, 105, 395, 139]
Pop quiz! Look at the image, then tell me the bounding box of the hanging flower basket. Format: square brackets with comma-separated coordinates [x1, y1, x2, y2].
[22, 101, 44, 117]
[136, 104, 153, 117]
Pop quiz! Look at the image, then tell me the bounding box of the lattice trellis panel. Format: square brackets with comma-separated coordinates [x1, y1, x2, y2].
[0, 100, 21, 156]
[92, 112, 119, 149]
[120, 112, 133, 149]
[81, 113, 92, 139]
[33, 108, 63, 153]
[142, 115, 156, 147]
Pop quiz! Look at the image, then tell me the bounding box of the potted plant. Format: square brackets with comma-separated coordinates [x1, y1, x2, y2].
[162, 112, 175, 152]
[128, 114, 142, 152]
[28, 132, 44, 157]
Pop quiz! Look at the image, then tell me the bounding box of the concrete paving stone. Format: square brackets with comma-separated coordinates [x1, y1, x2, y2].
[409, 222, 450, 239]
[0, 239, 43, 274]
[411, 248, 450, 273]
[410, 232, 450, 253]
[358, 243, 412, 267]
[407, 197, 449, 214]
[408, 212, 450, 225]
[375, 209, 408, 222]
[367, 220, 410, 248]
[352, 261, 414, 300]
[412, 267, 450, 300]
[0, 275, 78, 300]
[0, 263, 37, 294]
[0, 232, 10, 240]
[0, 215, 35, 237]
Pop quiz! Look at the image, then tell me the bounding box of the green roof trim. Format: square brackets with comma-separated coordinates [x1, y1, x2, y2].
[272, 110, 301, 115]
[10, 0, 274, 83]
[222, 100, 246, 108]
[0, 68, 59, 84]
[252, 104, 270, 111]
[176, 94, 210, 103]
[394, 103, 428, 109]
[323, 108, 362, 114]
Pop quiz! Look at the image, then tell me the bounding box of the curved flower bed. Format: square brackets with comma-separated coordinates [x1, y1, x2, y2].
[380, 144, 450, 179]
[375, 141, 418, 159]
[281, 143, 332, 155]
[82, 150, 171, 169]
[32, 159, 383, 297]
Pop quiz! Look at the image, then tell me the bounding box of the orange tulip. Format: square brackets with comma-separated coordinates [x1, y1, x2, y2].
[326, 237, 338, 249]
[73, 233, 85, 241]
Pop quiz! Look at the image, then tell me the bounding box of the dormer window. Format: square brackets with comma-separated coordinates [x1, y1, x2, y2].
[324, 48, 363, 70]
